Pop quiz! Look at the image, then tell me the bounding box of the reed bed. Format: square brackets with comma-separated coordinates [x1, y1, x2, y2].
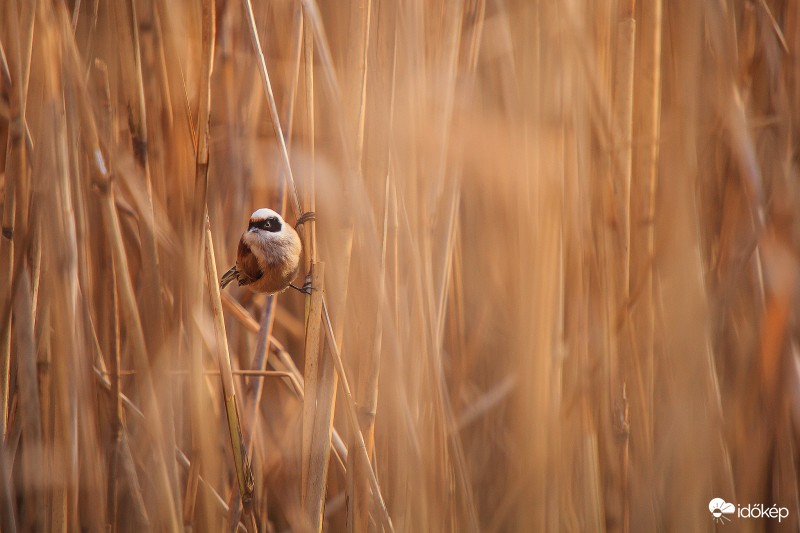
[1, 0, 799, 531]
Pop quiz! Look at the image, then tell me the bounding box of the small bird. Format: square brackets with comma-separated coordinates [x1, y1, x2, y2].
[220, 208, 313, 294]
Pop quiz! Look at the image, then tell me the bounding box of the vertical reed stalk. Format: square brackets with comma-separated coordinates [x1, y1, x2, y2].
[4, 3, 36, 527]
[108, 256, 122, 529]
[613, 4, 635, 302]
[612, 3, 635, 532]
[203, 220, 256, 524]
[0, 54, 16, 443]
[301, 263, 329, 531]
[185, 0, 216, 528]
[118, 0, 164, 335]
[301, 6, 316, 272]
[13, 272, 42, 531]
[630, 0, 661, 457]
[0, 0, 33, 442]
[345, 0, 375, 529]
[628, 0, 661, 529]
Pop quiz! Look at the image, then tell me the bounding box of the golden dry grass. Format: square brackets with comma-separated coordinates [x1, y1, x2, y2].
[1, 0, 800, 531]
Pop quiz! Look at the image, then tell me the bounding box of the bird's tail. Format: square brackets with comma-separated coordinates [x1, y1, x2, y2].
[220, 266, 238, 289]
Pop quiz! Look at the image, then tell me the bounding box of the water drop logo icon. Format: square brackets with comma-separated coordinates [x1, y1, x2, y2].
[709, 498, 735, 524]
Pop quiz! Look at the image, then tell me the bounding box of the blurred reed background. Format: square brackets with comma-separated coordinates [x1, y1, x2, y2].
[1, 0, 799, 531]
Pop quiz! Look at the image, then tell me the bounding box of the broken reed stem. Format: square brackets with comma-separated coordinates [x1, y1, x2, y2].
[203, 218, 256, 516]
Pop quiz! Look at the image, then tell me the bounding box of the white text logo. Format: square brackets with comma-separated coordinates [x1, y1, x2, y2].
[708, 497, 789, 524]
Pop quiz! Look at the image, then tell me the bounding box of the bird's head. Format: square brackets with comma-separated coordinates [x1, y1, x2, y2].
[247, 208, 285, 237]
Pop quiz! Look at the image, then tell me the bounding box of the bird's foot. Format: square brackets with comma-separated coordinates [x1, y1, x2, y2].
[289, 282, 313, 295]
[290, 274, 314, 295]
[220, 266, 238, 289]
[295, 211, 316, 227]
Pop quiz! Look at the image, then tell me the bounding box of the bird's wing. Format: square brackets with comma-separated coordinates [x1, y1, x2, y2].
[236, 240, 264, 285]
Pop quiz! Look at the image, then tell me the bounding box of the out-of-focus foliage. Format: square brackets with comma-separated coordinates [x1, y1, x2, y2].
[0, 1, 798, 531]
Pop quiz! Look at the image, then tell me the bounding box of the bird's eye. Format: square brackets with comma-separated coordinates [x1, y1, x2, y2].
[248, 216, 281, 233]
[265, 216, 281, 232]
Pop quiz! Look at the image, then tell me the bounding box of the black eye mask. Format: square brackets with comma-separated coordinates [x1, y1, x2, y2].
[248, 216, 282, 233]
